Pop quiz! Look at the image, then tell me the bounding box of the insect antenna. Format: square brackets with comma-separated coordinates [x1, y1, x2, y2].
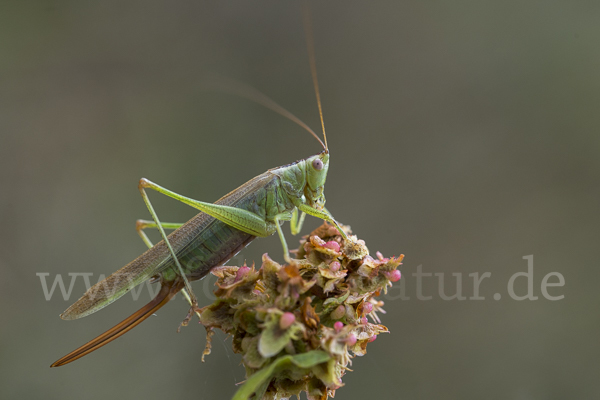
[302, 1, 328, 151]
[202, 75, 326, 150]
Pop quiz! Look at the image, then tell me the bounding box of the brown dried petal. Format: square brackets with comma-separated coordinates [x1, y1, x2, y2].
[210, 265, 240, 279]
[318, 265, 347, 280]
[310, 236, 342, 257]
[342, 236, 369, 260]
[301, 297, 320, 329]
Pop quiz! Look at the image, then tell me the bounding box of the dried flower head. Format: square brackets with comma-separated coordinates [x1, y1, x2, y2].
[197, 223, 403, 400]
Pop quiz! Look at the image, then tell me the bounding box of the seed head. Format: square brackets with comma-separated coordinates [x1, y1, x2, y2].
[196, 222, 403, 400]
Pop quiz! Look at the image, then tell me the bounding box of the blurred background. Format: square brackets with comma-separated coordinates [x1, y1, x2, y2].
[1, 0, 599, 399]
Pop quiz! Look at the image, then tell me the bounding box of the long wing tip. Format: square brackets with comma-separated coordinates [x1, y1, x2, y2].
[59, 311, 75, 320]
[60, 307, 81, 320]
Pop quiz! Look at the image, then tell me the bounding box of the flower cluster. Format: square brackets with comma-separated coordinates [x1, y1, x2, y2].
[197, 223, 403, 400]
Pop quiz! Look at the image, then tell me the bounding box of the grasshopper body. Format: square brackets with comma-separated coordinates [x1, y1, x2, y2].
[51, 5, 346, 367]
[51, 151, 346, 367]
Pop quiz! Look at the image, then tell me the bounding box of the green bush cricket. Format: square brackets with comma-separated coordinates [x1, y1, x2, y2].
[51, 9, 350, 368]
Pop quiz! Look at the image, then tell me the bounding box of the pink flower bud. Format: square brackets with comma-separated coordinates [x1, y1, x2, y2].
[362, 302, 373, 314]
[279, 312, 296, 330]
[325, 241, 340, 253]
[368, 335, 377, 343]
[333, 321, 344, 332]
[360, 316, 368, 325]
[330, 261, 341, 272]
[384, 270, 401, 282]
[346, 333, 357, 346]
[234, 266, 251, 282]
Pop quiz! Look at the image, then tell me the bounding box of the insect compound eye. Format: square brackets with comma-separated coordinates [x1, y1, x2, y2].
[312, 158, 323, 171]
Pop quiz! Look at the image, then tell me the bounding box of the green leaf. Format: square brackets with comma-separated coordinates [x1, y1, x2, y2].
[288, 351, 330, 368]
[232, 351, 331, 400]
[258, 312, 303, 358]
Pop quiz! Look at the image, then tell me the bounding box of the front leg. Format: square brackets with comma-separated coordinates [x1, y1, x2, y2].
[297, 203, 349, 240]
